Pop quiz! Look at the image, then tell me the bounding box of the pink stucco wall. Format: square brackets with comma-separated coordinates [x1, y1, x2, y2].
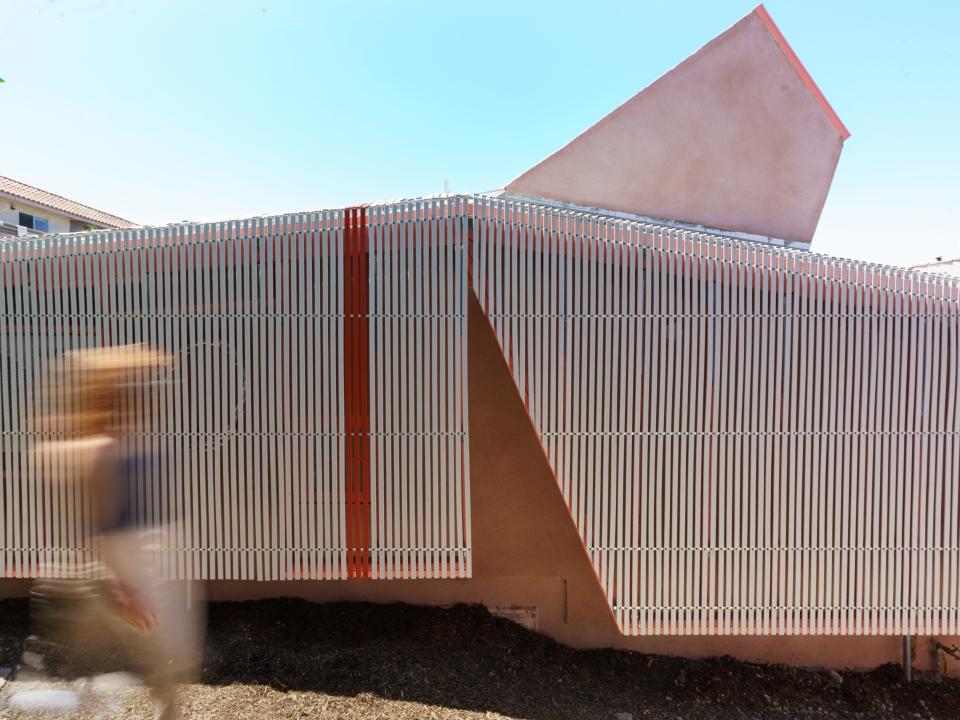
[505, 7, 848, 245]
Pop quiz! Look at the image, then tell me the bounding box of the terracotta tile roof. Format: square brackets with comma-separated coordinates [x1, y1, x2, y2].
[0, 175, 136, 229]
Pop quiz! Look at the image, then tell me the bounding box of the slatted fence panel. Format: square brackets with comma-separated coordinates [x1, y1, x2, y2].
[0, 203, 471, 581]
[471, 195, 960, 635]
[368, 198, 471, 579]
[6, 190, 955, 633]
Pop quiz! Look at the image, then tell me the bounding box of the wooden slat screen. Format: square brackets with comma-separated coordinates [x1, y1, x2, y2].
[472, 196, 960, 635]
[5, 191, 958, 638]
[0, 200, 471, 582]
[368, 200, 471, 579]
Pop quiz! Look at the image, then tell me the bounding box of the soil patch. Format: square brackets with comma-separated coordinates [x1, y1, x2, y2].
[2, 597, 959, 719]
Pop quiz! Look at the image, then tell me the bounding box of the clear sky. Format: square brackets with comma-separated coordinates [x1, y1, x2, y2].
[2, 0, 957, 267]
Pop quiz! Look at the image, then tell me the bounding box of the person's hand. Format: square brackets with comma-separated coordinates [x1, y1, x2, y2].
[111, 582, 157, 633]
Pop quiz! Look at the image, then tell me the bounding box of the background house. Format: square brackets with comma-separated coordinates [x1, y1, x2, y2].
[0, 175, 135, 236]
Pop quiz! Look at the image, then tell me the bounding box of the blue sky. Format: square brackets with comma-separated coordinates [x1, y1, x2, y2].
[1, 0, 957, 266]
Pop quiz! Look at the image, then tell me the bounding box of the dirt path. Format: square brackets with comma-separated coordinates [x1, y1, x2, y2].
[2, 598, 958, 719]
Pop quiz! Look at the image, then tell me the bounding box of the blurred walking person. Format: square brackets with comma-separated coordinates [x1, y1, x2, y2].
[19, 344, 202, 720]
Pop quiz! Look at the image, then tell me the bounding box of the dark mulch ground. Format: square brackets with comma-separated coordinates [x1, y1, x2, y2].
[2, 597, 960, 719]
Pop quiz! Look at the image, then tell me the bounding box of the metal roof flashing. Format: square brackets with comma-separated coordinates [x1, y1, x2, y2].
[492, 192, 811, 250]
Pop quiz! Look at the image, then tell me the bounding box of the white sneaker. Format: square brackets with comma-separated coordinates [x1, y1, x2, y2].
[154, 699, 179, 720]
[7, 688, 81, 715]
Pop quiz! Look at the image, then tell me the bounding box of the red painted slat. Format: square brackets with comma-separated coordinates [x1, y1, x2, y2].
[343, 206, 371, 579]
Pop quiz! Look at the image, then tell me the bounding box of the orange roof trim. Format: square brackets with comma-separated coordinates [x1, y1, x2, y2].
[754, 4, 851, 141]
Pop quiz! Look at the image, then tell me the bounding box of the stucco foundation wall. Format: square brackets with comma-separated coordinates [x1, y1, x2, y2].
[4, 295, 958, 673]
[0, 579, 30, 597]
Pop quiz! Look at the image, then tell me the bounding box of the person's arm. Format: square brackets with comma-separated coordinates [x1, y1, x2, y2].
[92, 443, 157, 633]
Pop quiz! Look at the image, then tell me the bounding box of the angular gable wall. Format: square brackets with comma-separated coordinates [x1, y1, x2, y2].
[506, 6, 848, 246]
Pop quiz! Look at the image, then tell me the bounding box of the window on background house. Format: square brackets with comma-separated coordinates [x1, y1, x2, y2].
[18, 212, 49, 232]
[69, 219, 96, 232]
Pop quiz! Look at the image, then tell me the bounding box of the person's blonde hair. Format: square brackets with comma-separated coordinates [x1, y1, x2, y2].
[34, 344, 172, 438]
